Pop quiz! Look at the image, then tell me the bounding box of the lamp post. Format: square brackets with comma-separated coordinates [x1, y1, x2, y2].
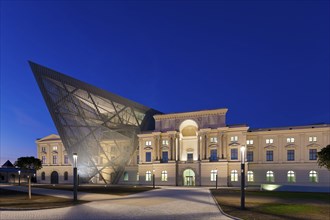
[152, 169, 155, 189]
[18, 170, 21, 186]
[215, 169, 218, 190]
[240, 145, 246, 210]
[73, 153, 78, 202]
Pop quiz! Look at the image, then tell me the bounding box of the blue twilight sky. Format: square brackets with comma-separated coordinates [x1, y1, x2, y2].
[0, 0, 329, 164]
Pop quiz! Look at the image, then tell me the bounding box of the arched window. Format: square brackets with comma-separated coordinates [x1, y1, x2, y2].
[64, 171, 68, 181]
[41, 172, 45, 180]
[266, 171, 274, 182]
[210, 170, 218, 181]
[287, 170, 295, 182]
[247, 171, 254, 182]
[231, 170, 238, 181]
[161, 171, 168, 181]
[123, 172, 129, 181]
[146, 171, 151, 181]
[309, 170, 318, 183]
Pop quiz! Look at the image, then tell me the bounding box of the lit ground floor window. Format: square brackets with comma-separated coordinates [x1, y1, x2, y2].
[309, 170, 318, 183]
[247, 171, 254, 182]
[231, 170, 238, 181]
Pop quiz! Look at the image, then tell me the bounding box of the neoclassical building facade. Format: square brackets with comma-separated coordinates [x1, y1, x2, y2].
[134, 109, 329, 191]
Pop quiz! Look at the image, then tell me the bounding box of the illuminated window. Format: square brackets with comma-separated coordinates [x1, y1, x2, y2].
[161, 171, 168, 181]
[287, 150, 295, 161]
[123, 172, 129, 181]
[231, 148, 238, 160]
[145, 141, 152, 146]
[52, 155, 57, 164]
[64, 155, 68, 164]
[247, 151, 253, 162]
[309, 136, 317, 142]
[64, 171, 68, 181]
[41, 172, 45, 180]
[247, 171, 254, 182]
[145, 152, 151, 162]
[287, 171, 295, 182]
[162, 140, 168, 145]
[52, 146, 58, 151]
[309, 170, 318, 183]
[309, 149, 317, 160]
[266, 171, 274, 182]
[146, 171, 151, 181]
[210, 137, 218, 143]
[266, 150, 273, 161]
[230, 136, 238, 142]
[266, 139, 273, 144]
[286, 137, 295, 143]
[210, 170, 217, 181]
[136, 172, 139, 181]
[246, 140, 253, 145]
[231, 170, 238, 181]
[41, 156, 46, 164]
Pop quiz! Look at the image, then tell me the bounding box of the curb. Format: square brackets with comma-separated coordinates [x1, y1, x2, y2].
[209, 189, 243, 220]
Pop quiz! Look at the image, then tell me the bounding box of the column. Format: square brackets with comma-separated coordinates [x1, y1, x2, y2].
[178, 137, 181, 161]
[154, 136, 158, 161]
[200, 133, 204, 160]
[197, 133, 201, 160]
[218, 132, 223, 160]
[158, 136, 162, 161]
[138, 139, 143, 163]
[170, 136, 174, 160]
[204, 134, 207, 160]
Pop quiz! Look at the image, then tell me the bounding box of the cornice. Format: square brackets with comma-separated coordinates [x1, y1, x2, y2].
[153, 108, 228, 120]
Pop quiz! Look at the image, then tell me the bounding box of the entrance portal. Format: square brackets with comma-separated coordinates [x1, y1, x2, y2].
[183, 169, 195, 186]
[50, 171, 59, 184]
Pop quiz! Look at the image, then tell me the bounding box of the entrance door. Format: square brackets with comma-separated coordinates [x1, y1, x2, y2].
[50, 171, 59, 184]
[183, 169, 195, 186]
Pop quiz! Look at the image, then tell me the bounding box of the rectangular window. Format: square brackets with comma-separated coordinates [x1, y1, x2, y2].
[161, 171, 168, 182]
[287, 150, 295, 161]
[247, 171, 254, 182]
[210, 149, 217, 162]
[210, 170, 217, 181]
[64, 155, 68, 164]
[246, 140, 253, 145]
[187, 153, 193, 162]
[145, 141, 152, 146]
[231, 148, 238, 160]
[146, 152, 151, 162]
[52, 155, 57, 164]
[210, 137, 218, 143]
[247, 151, 253, 162]
[162, 140, 168, 145]
[52, 146, 58, 151]
[309, 136, 317, 142]
[162, 151, 168, 163]
[145, 171, 151, 181]
[230, 136, 238, 142]
[266, 139, 274, 144]
[287, 137, 295, 143]
[42, 156, 46, 164]
[41, 147, 46, 152]
[266, 150, 273, 161]
[309, 149, 317, 160]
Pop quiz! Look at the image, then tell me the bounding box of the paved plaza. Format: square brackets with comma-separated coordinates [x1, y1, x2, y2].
[0, 185, 232, 220]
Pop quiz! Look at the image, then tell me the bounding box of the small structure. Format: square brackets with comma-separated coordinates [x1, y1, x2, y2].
[0, 160, 35, 184]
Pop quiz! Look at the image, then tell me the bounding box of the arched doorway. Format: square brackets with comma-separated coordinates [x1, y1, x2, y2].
[183, 169, 195, 186]
[50, 171, 59, 184]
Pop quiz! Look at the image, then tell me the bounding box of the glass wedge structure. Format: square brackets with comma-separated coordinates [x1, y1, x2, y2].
[29, 61, 161, 184]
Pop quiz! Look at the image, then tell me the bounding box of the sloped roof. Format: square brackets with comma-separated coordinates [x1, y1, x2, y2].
[2, 160, 14, 168]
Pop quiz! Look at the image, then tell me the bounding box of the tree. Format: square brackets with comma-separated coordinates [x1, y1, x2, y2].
[317, 145, 330, 170]
[14, 156, 42, 171]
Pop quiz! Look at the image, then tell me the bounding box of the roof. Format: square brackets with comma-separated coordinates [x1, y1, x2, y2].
[1, 160, 14, 168]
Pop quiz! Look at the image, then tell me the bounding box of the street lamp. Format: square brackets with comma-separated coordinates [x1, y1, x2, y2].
[73, 153, 78, 202]
[152, 169, 155, 189]
[215, 169, 218, 190]
[240, 145, 246, 210]
[18, 170, 21, 186]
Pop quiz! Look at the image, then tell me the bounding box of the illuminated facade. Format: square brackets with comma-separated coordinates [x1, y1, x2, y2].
[31, 62, 330, 191]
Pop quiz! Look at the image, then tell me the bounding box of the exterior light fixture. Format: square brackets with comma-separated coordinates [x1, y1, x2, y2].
[18, 170, 21, 186]
[73, 153, 78, 202]
[240, 145, 246, 210]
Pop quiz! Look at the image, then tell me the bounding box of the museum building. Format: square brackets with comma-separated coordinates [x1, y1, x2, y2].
[31, 61, 330, 191]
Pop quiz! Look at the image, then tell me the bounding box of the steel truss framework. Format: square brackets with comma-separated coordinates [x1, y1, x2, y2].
[30, 61, 161, 184]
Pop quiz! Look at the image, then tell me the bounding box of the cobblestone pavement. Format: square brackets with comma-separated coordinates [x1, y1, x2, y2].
[0, 185, 232, 220]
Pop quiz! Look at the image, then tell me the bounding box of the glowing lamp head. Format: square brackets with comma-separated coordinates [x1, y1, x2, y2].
[18, 170, 21, 175]
[73, 153, 78, 168]
[240, 145, 246, 164]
